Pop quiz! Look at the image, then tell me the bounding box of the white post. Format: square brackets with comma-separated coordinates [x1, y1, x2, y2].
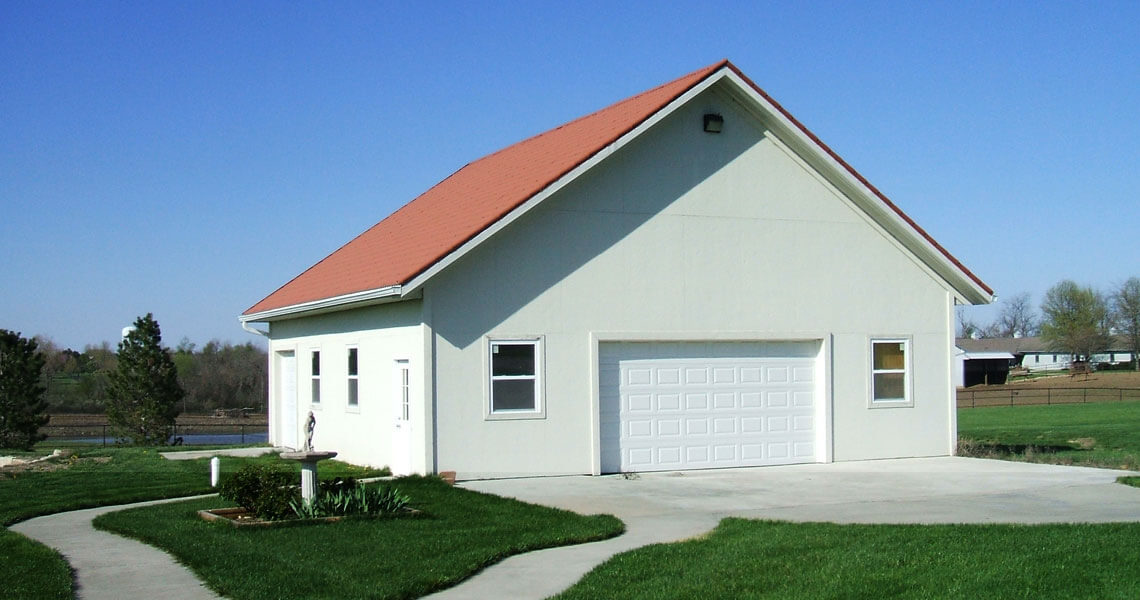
[299, 461, 318, 504]
[210, 457, 220, 487]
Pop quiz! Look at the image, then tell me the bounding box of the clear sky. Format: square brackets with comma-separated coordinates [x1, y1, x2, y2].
[3, 1, 1138, 350]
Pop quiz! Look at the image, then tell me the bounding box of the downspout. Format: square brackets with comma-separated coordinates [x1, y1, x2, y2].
[241, 320, 269, 337]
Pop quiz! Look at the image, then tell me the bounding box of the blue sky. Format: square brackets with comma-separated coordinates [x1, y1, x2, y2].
[3, 1, 1138, 350]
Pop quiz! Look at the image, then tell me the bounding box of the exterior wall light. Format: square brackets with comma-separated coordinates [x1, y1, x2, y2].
[703, 113, 724, 133]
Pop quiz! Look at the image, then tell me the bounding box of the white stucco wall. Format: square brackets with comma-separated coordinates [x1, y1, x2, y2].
[266, 301, 428, 472]
[423, 85, 960, 478]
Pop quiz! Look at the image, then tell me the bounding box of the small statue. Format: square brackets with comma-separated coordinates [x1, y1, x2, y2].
[304, 411, 316, 452]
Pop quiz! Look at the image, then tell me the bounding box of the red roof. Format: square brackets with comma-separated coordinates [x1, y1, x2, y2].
[246, 60, 990, 316]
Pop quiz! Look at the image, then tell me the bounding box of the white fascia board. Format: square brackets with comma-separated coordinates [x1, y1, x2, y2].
[964, 351, 1016, 360]
[718, 71, 994, 306]
[239, 285, 403, 323]
[401, 70, 733, 296]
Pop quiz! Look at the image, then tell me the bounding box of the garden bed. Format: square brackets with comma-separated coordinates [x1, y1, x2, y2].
[197, 506, 420, 527]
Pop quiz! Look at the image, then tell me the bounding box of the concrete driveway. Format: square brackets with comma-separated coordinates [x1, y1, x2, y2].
[426, 457, 1140, 599]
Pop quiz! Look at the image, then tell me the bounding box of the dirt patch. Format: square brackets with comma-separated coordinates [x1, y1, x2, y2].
[969, 371, 1140, 392]
[0, 451, 110, 478]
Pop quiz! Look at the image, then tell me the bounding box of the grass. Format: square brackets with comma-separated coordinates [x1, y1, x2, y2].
[0, 529, 72, 600]
[0, 447, 386, 600]
[956, 401, 1140, 470]
[94, 476, 623, 600]
[554, 518, 1140, 600]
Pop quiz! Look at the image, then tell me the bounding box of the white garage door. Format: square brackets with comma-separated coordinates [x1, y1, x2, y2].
[600, 342, 820, 473]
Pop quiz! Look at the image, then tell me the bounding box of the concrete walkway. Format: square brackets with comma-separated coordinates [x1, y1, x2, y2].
[10, 496, 221, 600]
[426, 457, 1140, 599]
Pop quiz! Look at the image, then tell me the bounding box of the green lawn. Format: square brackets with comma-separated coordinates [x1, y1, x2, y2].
[0, 447, 385, 600]
[957, 401, 1140, 470]
[94, 476, 623, 600]
[554, 519, 1140, 600]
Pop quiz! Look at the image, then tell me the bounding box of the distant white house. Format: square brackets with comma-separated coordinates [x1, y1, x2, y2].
[242, 61, 993, 478]
[956, 336, 1135, 374]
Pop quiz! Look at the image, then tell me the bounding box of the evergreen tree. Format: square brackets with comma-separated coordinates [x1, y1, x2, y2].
[106, 314, 184, 445]
[0, 329, 49, 450]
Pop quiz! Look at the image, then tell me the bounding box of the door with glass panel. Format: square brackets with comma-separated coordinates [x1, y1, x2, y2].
[391, 360, 412, 475]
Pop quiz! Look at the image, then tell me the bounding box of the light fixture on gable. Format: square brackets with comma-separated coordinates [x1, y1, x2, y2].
[703, 113, 724, 133]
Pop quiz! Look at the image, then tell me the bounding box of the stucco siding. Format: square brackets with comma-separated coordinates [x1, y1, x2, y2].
[425, 88, 958, 477]
[267, 301, 426, 471]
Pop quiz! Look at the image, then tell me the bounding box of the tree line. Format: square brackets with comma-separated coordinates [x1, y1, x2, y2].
[17, 325, 267, 416]
[959, 277, 1140, 369]
[2, 314, 267, 449]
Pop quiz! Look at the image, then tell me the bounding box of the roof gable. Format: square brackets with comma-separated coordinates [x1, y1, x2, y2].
[245, 60, 992, 320]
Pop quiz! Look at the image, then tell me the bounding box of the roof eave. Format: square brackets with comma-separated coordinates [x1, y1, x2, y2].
[240, 285, 404, 323]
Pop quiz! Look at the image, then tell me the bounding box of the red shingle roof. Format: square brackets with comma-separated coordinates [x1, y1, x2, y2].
[245, 60, 991, 317]
[244, 61, 728, 315]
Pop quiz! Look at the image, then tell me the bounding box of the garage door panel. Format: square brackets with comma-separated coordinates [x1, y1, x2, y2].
[600, 341, 820, 473]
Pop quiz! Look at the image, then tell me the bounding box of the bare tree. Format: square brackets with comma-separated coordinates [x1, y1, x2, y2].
[1112, 277, 1140, 371]
[991, 293, 1038, 338]
[1040, 280, 1111, 361]
[956, 309, 983, 339]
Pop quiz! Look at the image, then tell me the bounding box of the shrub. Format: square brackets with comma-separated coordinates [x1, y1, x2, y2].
[218, 464, 298, 520]
[291, 483, 410, 519]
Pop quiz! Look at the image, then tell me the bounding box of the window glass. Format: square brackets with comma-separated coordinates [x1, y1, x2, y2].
[871, 340, 907, 403]
[347, 348, 358, 407]
[492, 379, 536, 411]
[492, 343, 535, 376]
[873, 342, 905, 370]
[311, 350, 321, 404]
[489, 340, 539, 413]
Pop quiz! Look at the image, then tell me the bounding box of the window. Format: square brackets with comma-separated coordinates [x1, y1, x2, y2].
[1034, 355, 1039, 364]
[489, 339, 540, 413]
[397, 361, 410, 421]
[871, 339, 908, 404]
[347, 348, 359, 407]
[310, 350, 321, 404]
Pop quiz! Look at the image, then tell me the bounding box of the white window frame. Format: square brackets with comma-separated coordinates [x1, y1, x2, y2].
[869, 338, 912, 408]
[346, 346, 360, 411]
[485, 336, 545, 420]
[310, 349, 322, 407]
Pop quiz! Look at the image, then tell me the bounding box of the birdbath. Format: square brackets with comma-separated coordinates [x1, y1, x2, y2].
[280, 411, 337, 505]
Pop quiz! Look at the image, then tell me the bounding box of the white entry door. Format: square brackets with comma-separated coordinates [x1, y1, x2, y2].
[391, 360, 413, 475]
[600, 341, 820, 473]
[278, 351, 299, 449]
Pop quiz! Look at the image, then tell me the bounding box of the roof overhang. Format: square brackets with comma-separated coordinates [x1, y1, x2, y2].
[239, 285, 404, 323]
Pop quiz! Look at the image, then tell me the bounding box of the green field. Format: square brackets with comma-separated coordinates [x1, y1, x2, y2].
[957, 401, 1140, 470]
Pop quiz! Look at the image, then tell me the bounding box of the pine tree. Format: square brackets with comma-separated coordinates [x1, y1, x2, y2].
[0, 329, 49, 450]
[106, 314, 184, 445]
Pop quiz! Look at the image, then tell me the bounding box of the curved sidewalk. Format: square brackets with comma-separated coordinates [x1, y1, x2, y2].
[10, 496, 220, 600]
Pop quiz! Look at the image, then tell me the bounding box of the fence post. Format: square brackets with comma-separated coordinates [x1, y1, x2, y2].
[241, 424, 245, 444]
[102, 424, 106, 447]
